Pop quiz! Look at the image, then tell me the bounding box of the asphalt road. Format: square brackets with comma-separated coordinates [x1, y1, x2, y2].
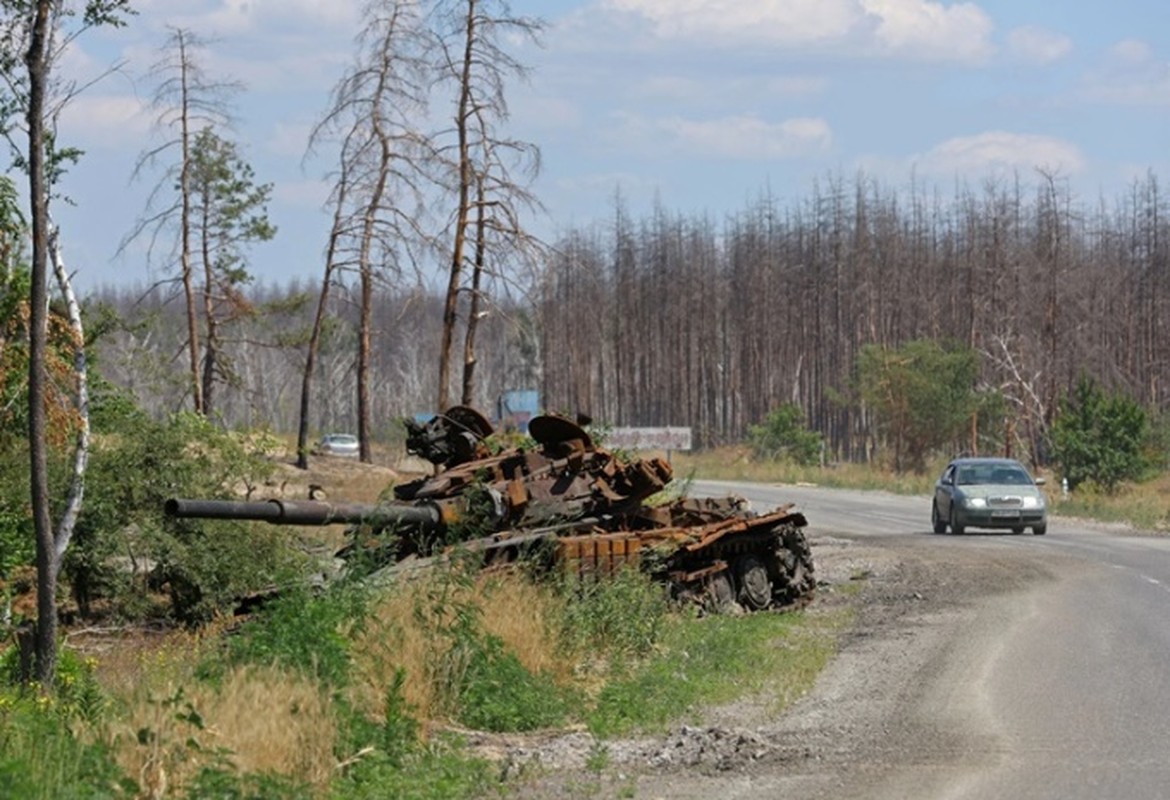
[689, 480, 1170, 800]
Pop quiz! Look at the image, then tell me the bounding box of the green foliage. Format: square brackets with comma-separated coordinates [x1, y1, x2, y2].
[454, 634, 567, 732]
[555, 567, 670, 665]
[856, 339, 982, 472]
[412, 564, 568, 733]
[222, 583, 368, 688]
[0, 649, 131, 799]
[748, 403, 823, 465]
[333, 739, 500, 800]
[1, 647, 106, 722]
[586, 610, 829, 738]
[378, 668, 420, 767]
[1050, 376, 1148, 494]
[65, 402, 293, 623]
[188, 126, 276, 287]
[1143, 409, 1170, 474]
[0, 374, 295, 623]
[183, 766, 309, 800]
[0, 460, 34, 580]
[0, 692, 133, 799]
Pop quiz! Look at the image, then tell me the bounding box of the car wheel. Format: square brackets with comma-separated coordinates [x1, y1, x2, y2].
[1033, 523, 1047, 536]
[1011, 526, 1024, 535]
[950, 505, 965, 535]
[931, 502, 947, 534]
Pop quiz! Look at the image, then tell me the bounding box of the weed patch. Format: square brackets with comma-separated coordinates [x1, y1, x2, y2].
[587, 608, 843, 738]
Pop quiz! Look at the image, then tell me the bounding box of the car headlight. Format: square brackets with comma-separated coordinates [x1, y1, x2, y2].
[1022, 496, 1044, 509]
[964, 497, 987, 508]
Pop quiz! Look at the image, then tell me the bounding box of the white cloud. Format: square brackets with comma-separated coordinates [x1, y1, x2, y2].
[861, 0, 993, 62]
[1005, 25, 1072, 65]
[267, 121, 314, 158]
[598, 0, 994, 63]
[913, 131, 1086, 177]
[1110, 39, 1153, 63]
[273, 178, 331, 210]
[151, 0, 360, 36]
[58, 94, 152, 150]
[630, 74, 828, 103]
[604, 0, 860, 46]
[609, 113, 833, 160]
[1081, 39, 1170, 106]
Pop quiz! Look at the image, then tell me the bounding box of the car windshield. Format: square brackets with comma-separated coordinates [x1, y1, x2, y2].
[956, 464, 1032, 485]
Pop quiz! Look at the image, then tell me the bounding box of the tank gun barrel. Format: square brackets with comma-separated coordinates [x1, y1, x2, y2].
[164, 498, 442, 531]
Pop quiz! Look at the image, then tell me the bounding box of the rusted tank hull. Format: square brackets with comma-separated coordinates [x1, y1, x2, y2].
[166, 406, 817, 613]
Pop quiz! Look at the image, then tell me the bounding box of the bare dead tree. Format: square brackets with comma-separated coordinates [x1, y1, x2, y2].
[429, 0, 544, 411]
[121, 27, 240, 415]
[300, 0, 431, 464]
[457, 109, 545, 406]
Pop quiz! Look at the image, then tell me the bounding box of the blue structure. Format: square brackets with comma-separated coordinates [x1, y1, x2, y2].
[497, 390, 540, 434]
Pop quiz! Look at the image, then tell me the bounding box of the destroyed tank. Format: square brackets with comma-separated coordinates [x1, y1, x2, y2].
[165, 406, 816, 612]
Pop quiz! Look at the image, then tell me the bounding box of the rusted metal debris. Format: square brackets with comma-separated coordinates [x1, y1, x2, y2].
[166, 407, 815, 613]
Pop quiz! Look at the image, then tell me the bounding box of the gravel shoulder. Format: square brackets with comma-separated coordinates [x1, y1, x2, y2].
[494, 530, 1064, 799]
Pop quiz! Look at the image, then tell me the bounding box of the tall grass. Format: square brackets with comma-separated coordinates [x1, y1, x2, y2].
[1048, 473, 1170, 532]
[586, 607, 848, 737]
[1, 553, 847, 798]
[109, 665, 336, 796]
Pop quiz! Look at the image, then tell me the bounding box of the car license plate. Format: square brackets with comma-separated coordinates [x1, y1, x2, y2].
[992, 510, 1020, 518]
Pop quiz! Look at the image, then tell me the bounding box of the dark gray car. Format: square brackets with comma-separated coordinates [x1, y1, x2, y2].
[932, 457, 1047, 535]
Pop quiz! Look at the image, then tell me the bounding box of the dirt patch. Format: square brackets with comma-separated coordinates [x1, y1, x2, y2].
[255, 457, 405, 505]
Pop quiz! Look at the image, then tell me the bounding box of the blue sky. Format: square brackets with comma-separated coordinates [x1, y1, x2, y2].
[30, 0, 1170, 290]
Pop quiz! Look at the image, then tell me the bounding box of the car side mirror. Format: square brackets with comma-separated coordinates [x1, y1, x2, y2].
[1034, 477, 1046, 486]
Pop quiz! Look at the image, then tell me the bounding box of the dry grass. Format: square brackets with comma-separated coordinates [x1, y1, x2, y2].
[671, 447, 941, 494]
[108, 662, 337, 797]
[476, 574, 567, 681]
[78, 627, 338, 797]
[347, 570, 568, 727]
[1049, 471, 1170, 532]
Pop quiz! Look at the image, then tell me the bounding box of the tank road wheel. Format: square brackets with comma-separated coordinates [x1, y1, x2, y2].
[704, 570, 737, 614]
[735, 554, 773, 611]
[931, 501, 947, 534]
[768, 527, 817, 608]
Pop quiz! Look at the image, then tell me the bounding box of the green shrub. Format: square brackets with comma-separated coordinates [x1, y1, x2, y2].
[748, 404, 823, 466]
[64, 403, 297, 623]
[555, 567, 670, 665]
[1050, 376, 1148, 493]
[454, 634, 567, 732]
[221, 583, 369, 688]
[1, 647, 106, 723]
[0, 654, 132, 799]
